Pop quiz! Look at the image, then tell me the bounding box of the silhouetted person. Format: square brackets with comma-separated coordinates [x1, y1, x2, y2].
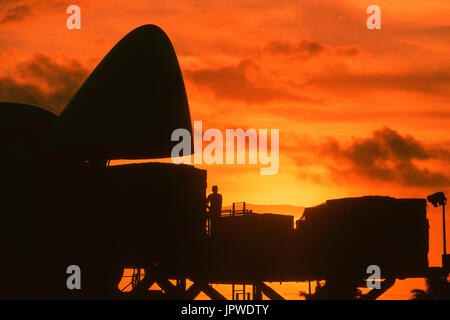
[206, 185, 222, 235]
[207, 185, 222, 217]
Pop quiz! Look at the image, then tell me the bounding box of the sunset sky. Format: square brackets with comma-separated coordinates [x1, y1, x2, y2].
[1, 0, 449, 298]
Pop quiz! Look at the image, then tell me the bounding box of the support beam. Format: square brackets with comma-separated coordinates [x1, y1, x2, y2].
[156, 278, 182, 298]
[359, 278, 396, 300]
[200, 283, 227, 300]
[255, 282, 285, 300]
[177, 279, 187, 292]
[186, 282, 203, 300]
[130, 268, 156, 294]
[253, 283, 263, 300]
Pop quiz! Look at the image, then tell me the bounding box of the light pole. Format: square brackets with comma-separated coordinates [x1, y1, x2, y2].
[427, 192, 448, 271]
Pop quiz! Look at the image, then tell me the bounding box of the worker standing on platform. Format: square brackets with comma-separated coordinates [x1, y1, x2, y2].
[206, 185, 222, 235]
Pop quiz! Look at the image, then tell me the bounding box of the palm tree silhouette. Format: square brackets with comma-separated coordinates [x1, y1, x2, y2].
[411, 274, 450, 300]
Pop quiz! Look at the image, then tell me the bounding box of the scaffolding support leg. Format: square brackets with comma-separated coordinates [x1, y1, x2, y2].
[254, 281, 284, 300]
[358, 277, 396, 300]
[186, 282, 203, 300]
[253, 283, 263, 300]
[200, 283, 227, 300]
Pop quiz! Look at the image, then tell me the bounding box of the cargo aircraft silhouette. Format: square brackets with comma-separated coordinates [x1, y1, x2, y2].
[0, 25, 448, 299]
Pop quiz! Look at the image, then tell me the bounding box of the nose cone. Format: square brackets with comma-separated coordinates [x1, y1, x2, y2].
[52, 25, 193, 160]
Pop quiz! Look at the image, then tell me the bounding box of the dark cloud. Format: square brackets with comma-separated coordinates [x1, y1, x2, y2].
[335, 45, 360, 56]
[287, 127, 450, 187]
[265, 40, 325, 57]
[0, 3, 32, 24]
[0, 0, 68, 24]
[185, 59, 315, 104]
[263, 40, 361, 61]
[0, 54, 89, 113]
[0, 0, 23, 5]
[308, 69, 450, 97]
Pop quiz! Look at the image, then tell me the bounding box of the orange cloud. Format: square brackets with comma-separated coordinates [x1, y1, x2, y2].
[286, 127, 450, 187]
[185, 59, 317, 104]
[0, 54, 88, 113]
